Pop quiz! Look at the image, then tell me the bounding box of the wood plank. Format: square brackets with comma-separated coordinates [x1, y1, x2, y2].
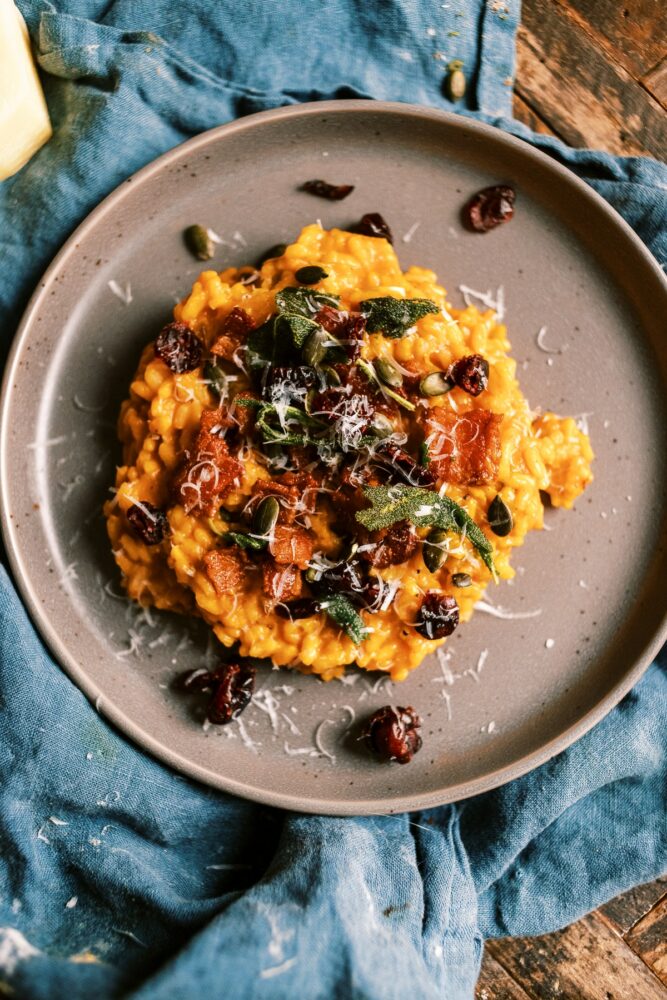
[626, 896, 667, 986]
[515, 1, 667, 158]
[488, 912, 667, 1000]
[512, 92, 559, 137]
[643, 57, 667, 110]
[476, 951, 533, 999]
[599, 877, 667, 934]
[553, 0, 667, 78]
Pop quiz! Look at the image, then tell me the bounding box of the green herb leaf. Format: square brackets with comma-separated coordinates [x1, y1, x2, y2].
[224, 531, 267, 551]
[355, 485, 496, 579]
[275, 286, 339, 317]
[274, 313, 319, 350]
[246, 319, 276, 366]
[204, 360, 227, 400]
[319, 592, 368, 644]
[359, 296, 439, 338]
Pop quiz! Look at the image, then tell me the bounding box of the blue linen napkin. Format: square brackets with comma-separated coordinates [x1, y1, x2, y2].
[1, 2, 666, 997]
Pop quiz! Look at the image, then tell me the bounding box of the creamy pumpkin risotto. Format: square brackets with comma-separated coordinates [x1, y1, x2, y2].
[105, 222, 593, 684]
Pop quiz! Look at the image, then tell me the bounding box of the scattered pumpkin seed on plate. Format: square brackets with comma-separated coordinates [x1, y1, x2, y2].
[184, 224, 214, 261]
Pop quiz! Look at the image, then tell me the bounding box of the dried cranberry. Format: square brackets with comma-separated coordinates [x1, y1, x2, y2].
[364, 706, 422, 764]
[414, 592, 459, 639]
[464, 185, 516, 233]
[313, 559, 377, 605]
[448, 354, 489, 396]
[175, 667, 216, 692]
[126, 501, 169, 544]
[155, 322, 203, 373]
[351, 213, 393, 244]
[208, 662, 256, 725]
[380, 445, 436, 487]
[275, 598, 321, 620]
[300, 179, 355, 201]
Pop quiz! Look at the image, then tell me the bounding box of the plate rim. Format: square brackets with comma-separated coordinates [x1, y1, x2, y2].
[2, 99, 667, 815]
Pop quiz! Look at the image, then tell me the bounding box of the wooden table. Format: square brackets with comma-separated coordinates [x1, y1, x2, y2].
[481, 5, 666, 992]
[513, 0, 666, 159]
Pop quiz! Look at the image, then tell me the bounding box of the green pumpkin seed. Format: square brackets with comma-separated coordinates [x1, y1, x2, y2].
[257, 243, 287, 267]
[321, 364, 341, 386]
[423, 528, 449, 572]
[302, 328, 329, 367]
[184, 224, 214, 261]
[305, 567, 319, 583]
[488, 494, 513, 537]
[295, 265, 328, 284]
[373, 358, 403, 388]
[451, 572, 472, 588]
[446, 68, 466, 101]
[371, 413, 394, 439]
[419, 371, 453, 397]
[253, 496, 280, 537]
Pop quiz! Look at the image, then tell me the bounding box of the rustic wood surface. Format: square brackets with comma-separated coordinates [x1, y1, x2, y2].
[512, 0, 667, 159]
[480, 2, 666, 996]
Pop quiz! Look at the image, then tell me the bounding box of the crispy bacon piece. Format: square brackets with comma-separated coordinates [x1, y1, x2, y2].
[262, 558, 303, 603]
[250, 472, 319, 524]
[314, 307, 366, 361]
[172, 409, 242, 514]
[363, 521, 419, 569]
[204, 547, 249, 595]
[210, 307, 255, 362]
[268, 524, 314, 568]
[425, 407, 503, 485]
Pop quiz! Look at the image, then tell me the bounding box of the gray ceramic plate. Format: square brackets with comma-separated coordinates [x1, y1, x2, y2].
[2, 102, 667, 815]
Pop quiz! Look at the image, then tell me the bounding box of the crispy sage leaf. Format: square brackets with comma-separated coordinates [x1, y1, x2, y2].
[319, 592, 367, 644]
[275, 286, 339, 317]
[359, 297, 439, 338]
[355, 484, 496, 579]
[224, 531, 267, 552]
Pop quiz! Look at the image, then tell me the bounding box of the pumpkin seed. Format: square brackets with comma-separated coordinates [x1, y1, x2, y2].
[373, 358, 403, 388]
[419, 371, 453, 397]
[305, 567, 319, 583]
[371, 413, 394, 439]
[451, 572, 472, 588]
[253, 496, 280, 536]
[488, 494, 513, 537]
[321, 364, 341, 386]
[423, 528, 449, 572]
[257, 243, 287, 267]
[446, 68, 466, 101]
[184, 224, 214, 261]
[302, 328, 329, 367]
[295, 265, 328, 284]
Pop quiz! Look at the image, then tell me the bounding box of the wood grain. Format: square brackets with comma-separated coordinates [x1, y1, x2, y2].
[511, 93, 559, 137]
[487, 912, 667, 1000]
[515, 1, 667, 158]
[557, 0, 667, 77]
[643, 58, 667, 109]
[626, 896, 667, 986]
[599, 876, 667, 933]
[476, 952, 533, 999]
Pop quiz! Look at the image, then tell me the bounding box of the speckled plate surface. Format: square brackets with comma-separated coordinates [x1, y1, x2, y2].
[2, 102, 667, 815]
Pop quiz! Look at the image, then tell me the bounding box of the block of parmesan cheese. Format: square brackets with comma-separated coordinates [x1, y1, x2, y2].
[0, 0, 52, 180]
